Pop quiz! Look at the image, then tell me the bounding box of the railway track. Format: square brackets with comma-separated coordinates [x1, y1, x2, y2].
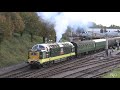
[0, 51, 105, 78]
[85, 63, 120, 78]
[49, 56, 120, 78]
[0, 64, 30, 78]
[18, 51, 106, 78]
[1, 51, 119, 78]
[0, 62, 30, 77]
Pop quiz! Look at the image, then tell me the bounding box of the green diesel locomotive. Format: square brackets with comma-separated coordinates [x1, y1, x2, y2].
[28, 37, 120, 68]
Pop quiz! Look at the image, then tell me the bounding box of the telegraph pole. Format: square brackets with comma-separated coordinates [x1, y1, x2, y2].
[106, 34, 108, 56]
[117, 30, 120, 50]
[105, 28, 109, 56]
[92, 29, 93, 40]
[116, 40, 119, 50]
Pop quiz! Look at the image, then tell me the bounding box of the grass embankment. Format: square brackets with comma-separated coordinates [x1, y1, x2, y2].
[0, 33, 43, 68]
[102, 66, 120, 78]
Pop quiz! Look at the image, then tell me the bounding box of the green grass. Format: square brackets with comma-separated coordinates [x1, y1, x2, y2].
[0, 33, 43, 68]
[102, 66, 120, 78]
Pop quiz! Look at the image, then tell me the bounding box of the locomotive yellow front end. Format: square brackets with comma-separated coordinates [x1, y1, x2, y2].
[27, 44, 49, 68]
[28, 51, 40, 64]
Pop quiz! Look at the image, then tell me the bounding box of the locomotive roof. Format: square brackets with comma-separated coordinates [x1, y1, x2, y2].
[32, 42, 74, 51]
[72, 40, 95, 46]
[57, 42, 74, 47]
[113, 37, 120, 39]
[73, 40, 94, 44]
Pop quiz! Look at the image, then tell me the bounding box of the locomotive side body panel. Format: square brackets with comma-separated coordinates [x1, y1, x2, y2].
[28, 42, 75, 67]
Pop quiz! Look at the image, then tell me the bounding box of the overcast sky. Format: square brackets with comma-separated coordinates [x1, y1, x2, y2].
[38, 12, 120, 26]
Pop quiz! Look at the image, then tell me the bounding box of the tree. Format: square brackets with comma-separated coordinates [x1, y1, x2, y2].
[109, 24, 120, 29]
[0, 12, 25, 38]
[19, 12, 40, 42]
[12, 12, 25, 37]
[38, 21, 56, 43]
[76, 27, 82, 36]
[48, 24, 56, 42]
[0, 13, 14, 39]
[62, 26, 72, 41]
[0, 15, 6, 41]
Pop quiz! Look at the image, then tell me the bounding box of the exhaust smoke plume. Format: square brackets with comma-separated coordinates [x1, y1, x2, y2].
[38, 12, 93, 42]
[38, 12, 120, 42]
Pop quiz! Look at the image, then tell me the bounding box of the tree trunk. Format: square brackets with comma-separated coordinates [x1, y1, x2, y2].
[43, 37, 45, 43]
[0, 32, 3, 43]
[55, 36, 56, 42]
[30, 33, 33, 42]
[20, 32, 23, 37]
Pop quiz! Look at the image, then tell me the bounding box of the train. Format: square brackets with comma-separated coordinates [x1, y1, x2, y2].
[27, 37, 120, 68]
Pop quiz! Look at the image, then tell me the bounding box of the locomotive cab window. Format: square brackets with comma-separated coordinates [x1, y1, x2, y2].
[31, 52, 37, 55]
[32, 45, 46, 51]
[39, 45, 45, 50]
[32, 45, 38, 50]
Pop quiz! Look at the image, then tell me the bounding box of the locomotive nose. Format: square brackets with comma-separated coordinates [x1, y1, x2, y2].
[28, 51, 40, 62]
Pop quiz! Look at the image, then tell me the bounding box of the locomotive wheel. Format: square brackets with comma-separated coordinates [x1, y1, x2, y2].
[36, 62, 41, 69]
[36, 65, 41, 69]
[42, 62, 48, 68]
[30, 65, 36, 69]
[30, 65, 33, 69]
[49, 61, 54, 66]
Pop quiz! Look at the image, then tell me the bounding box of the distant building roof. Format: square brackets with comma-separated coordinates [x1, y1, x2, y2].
[92, 39, 106, 42]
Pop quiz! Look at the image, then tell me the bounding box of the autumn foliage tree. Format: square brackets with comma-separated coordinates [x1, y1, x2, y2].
[19, 12, 40, 42]
[0, 13, 14, 39]
[0, 12, 25, 39]
[39, 21, 56, 43]
[39, 21, 49, 43]
[0, 15, 6, 41]
[0, 12, 56, 43]
[12, 12, 25, 37]
[62, 26, 72, 41]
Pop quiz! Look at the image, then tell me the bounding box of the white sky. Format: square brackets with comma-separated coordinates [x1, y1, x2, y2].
[38, 12, 120, 26]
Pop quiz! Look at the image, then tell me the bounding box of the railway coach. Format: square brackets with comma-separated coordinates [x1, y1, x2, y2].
[71, 40, 95, 57]
[93, 39, 106, 51]
[27, 37, 120, 69]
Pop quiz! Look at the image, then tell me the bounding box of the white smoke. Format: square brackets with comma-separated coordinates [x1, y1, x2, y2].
[54, 14, 69, 42]
[37, 12, 94, 42]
